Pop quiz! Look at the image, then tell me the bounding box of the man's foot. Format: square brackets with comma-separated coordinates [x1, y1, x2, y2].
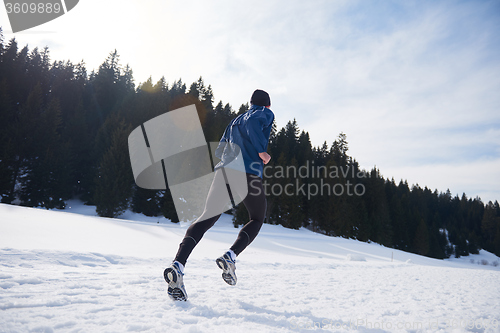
[164, 262, 188, 301]
[216, 251, 237, 286]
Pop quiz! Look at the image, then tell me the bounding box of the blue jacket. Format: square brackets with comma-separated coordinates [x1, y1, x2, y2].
[214, 105, 274, 177]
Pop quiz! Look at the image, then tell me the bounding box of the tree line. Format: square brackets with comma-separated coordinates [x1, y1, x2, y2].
[1, 29, 499, 259]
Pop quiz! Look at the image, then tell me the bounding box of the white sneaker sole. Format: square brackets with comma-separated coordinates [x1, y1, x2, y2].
[216, 255, 237, 286]
[164, 267, 188, 301]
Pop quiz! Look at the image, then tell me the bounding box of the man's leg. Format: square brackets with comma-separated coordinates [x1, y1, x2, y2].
[215, 173, 266, 285]
[174, 170, 230, 266]
[230, 174, 267, 256]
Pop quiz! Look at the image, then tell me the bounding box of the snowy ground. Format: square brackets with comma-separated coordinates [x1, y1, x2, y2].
[0, 201, 499, 333]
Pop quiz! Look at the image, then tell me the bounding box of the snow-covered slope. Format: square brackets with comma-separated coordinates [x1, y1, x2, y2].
[1, 202, 499, 332]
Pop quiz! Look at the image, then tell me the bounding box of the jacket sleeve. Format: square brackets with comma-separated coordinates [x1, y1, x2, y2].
[246, 110, 274, 153]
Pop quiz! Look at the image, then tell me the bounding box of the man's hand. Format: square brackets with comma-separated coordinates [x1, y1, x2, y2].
[259, 152, 271, 165]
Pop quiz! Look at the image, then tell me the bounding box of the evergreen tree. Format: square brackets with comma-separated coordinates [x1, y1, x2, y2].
[94, 121, 133, 217]
[131, 186, 162, 217]
[331, 132, 348, 166]
[481, 201, 500, 255]
[276, 157, 304, 229]
[0, 78, 17, 202]
[413, 218, 430, 256]
[364, 168, 393, 246]
[237, 103, 249, 115]
[20, 97, 71, 208]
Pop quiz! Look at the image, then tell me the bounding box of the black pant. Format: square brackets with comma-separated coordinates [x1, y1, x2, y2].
[174, 170, 266, 266]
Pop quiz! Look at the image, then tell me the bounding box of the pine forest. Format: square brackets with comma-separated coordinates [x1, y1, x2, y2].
[1, 30, 499, 260]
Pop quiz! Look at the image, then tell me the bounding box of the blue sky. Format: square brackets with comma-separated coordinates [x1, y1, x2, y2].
[2, 0, 499, 202]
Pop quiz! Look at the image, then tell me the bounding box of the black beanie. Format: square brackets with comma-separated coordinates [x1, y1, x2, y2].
[250, 89, 271, 107]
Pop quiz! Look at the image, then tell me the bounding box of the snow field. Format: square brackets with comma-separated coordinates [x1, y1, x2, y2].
[1, 203, 499, 332]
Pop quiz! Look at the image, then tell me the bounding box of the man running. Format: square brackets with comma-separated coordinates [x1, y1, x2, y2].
[164, 89, 274, 301]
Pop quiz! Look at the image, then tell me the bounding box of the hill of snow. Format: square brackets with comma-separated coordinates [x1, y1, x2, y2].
[1, 201, 499, 332]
